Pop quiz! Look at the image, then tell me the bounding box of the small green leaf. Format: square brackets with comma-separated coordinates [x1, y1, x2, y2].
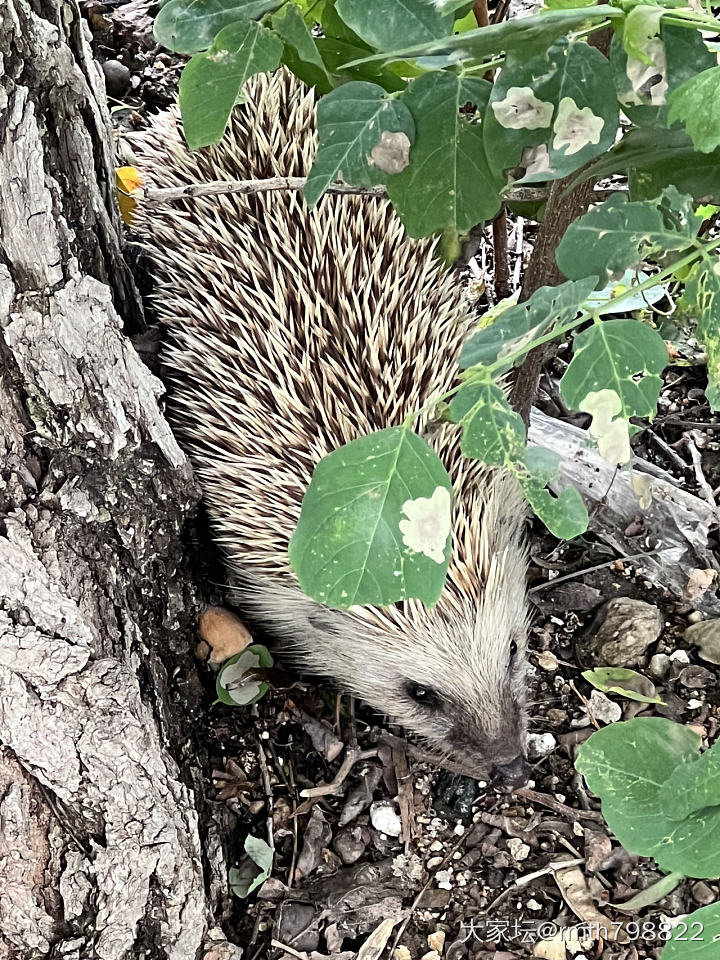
[582, 667, 664, 704]
[556, 191, 700, 286]
[289, 427, 452, 609]
[612, 871, 685, 912]
[587, 269, 666, 313]
[685, 261, 720, 410]
[668, 67, 720, 154]
[519, 479, 588, 540]
[387, 72, 500, 238]
[179, 20, 283, 149]
[661, 903, 720, 959]
[460, 277, 597, 370]
[336, 0, 453, 50]
[341, 7, 621, 69]
[229, 835, 273, 898]
[450, 381, 526, 465]
[155, 0, 281, 53]
[216, 645, 273, 706]
[272, 3, 333, 93]
[561, 319, 668, 420]
[303, 82, 415, 207]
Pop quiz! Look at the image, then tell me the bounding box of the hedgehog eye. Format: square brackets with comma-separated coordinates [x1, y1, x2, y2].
[406, 683, 440, 708]
[509, 639, 518, 659]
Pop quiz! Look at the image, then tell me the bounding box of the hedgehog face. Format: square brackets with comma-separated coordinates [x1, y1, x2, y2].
[301, 593, 530, 785]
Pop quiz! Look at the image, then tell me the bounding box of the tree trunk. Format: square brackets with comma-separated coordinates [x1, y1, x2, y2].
[1, 3, 230, 958]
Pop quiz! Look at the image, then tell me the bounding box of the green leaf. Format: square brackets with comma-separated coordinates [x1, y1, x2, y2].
[450, 381, 526, 465]
[685, 261, 720, 410]
[216, 645, 273, 706]
[179, 20, 283, 149]
[587, 269, 666, 313]
[560, 318, 669, 420]
[622, 5, 664, 65]
[460, 277, 597, 370]
[582, 666, 664, 704]
[386, 72, 499, 238]
[575, 127, 720, 204]
[336, 0, 453, 50]
[303, 82, 414, 207]
[668, 67, 720, 154]
[556, 191, 700, 286]
[574, 718, 720, 876]
[289, 427, 453, 609]
[612, 871, 685, 911]
[272, 3, 333, 93]
[341, 7, 621, 69]
[661, 737, 720, 821]
[661, 903, 720, 959]
[155, 0, 281, 53]
[229, 835, 273, 898]
[483, 39, 619, 185]
[517, 471, 588, 540]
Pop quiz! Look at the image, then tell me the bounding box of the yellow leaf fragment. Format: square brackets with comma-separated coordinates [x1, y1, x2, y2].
[115, 165, 143, 225]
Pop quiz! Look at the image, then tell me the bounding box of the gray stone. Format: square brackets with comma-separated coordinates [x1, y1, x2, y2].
[587, 598, 663, 666]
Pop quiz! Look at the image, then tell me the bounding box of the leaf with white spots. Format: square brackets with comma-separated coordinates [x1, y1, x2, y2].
[216, 645, 273, 706]
[483, 38, 618, 185]
[155, 0, 282, 53]
[303, 82, 415, 207]
[289, 427, 452, 609]
[179, 20, 283, 148]
[386, 72, 500, 239]
[579, 388, 631, 465]
[561, 319, 669, 421]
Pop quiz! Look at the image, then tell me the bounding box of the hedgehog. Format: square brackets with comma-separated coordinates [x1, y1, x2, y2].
[131, 69, 530, 786]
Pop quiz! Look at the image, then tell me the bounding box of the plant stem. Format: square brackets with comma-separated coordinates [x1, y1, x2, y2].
[490, 237, 720, 374]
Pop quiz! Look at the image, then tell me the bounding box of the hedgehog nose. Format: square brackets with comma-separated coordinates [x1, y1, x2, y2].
[490, 755, 530, 790]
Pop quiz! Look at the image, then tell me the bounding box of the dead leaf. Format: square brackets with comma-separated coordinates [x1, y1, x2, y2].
[295, 808, 331, 880]
[197, 606, 252, 664]
[356, 916, 404, 960]
[533, 930, 567, 960]
[554, 862, 626, 942]
[685, 568, 717, 601]
[115, 165, 142, 225]
[296, 709, 344, 762]
[368, 131, 411, 175]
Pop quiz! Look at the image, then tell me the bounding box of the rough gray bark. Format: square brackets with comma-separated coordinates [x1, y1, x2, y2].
[0, 3, 233, 958]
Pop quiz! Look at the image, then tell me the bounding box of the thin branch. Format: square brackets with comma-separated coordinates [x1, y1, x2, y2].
[137, 176, 623, 208]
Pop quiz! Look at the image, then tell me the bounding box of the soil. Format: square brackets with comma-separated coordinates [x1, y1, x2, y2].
[84, 3, 720, 958]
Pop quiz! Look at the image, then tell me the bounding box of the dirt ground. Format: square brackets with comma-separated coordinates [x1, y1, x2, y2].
[86, 3, 720, 958]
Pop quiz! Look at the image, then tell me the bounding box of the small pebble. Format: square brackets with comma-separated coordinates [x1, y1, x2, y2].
[527, 898, 542, 911]
[688, 611, 705, 624]
[649, 653, 671, 679]
[588, 689, 622, 724]
[429, 840, 444, 852]
[687, 698, 703, 709]
[669, 649, 691, 664]
[427, 856, 444, 870]
[428, 931, 446, 952]
[435, 869, 452, 884]
[692, 881, 716, 905]
[527, 732, 557, 760]
[394, 948, 412, 960]
[370, 801, 402, 837]
[102, 59, 131, 98]
[507, 838, 530, 862]
[421, 952, 441, 960]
